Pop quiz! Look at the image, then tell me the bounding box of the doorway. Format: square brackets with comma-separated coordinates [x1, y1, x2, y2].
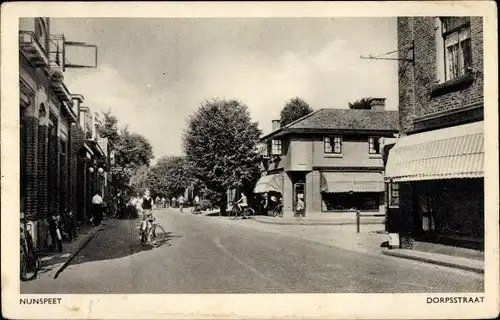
[293, 182, 306, 217]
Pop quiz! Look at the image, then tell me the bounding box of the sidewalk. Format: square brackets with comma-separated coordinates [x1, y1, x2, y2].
[382, 248, 484, 274]
[36, 222, 106, 278]
[254, 215, 384, 226]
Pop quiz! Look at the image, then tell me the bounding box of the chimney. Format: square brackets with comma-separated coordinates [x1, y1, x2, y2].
[272, 119, 280, 131]
[370, 98, 386, 112]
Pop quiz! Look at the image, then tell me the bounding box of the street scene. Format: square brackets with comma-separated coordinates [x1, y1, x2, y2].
[17, 16, 485, 294]
[21, 208, 483, 294]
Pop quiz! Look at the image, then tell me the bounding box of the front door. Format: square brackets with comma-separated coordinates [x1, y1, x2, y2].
[293, 182, 306, 217]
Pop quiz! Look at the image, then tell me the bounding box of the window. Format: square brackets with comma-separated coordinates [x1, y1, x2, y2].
[441, 18, 472, 81]
[369, 137, 381, 154]
[271, 139, 282, 156]
[324, 136, 342, 154]
[389, 182, 399, 207]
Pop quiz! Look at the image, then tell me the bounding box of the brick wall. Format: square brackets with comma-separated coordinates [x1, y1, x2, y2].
[48, 128, 60, 217]
[37, 125, 48, 219]
[398, 17, 483, 135]
[69, 125, 84, 217]
[24, 116, 39, 219]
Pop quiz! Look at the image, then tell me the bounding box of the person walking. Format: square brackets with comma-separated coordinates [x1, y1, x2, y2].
[91, 191, 104, 226]
[171, 196, 176, 208]
[161, 196, 166, 208]
[178, 195, 185, 213]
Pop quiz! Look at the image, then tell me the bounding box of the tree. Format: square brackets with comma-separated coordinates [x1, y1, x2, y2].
[279, 97, 313, 127]
[348, 97, 372, 110]
[147, 156, 191, 199]
[97, 110, 120, 145]
[96, 111, 154, 191]
[183, 98, 262, 214]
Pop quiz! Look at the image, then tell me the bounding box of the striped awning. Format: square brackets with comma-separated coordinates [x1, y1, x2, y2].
[254, 174, 283, 194]
[385, 121, 484, 182]
[321, 172, 384, 193]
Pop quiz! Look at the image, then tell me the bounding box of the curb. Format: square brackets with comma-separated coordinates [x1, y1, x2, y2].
[382, 249, 484, 274]
[53, 226, 105, 279]
[253, 218, 384, 226]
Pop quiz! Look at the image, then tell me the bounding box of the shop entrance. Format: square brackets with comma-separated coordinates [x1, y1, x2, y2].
[293, 182, 306, 217]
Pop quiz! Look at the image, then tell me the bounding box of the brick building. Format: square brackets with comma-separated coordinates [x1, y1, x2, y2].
[19, 18, 104, 248]
[255, 99, 399, 218]
[384, 17, 484, 250]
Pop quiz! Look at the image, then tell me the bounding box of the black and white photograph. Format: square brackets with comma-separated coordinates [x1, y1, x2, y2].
[1, 2, 498, 319]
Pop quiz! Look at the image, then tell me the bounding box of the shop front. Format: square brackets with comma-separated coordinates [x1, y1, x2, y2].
[320, 171, 385, 212]
[385, 121, 484, 250]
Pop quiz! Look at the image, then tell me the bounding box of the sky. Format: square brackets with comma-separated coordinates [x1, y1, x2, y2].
[51, 18, 398, 162]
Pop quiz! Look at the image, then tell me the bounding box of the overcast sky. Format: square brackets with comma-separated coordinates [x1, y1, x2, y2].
[51, 18, 398, 162]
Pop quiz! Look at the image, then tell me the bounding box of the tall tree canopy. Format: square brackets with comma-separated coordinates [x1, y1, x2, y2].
[147, 156, 191, 199]
[279, 97, 313, 127]
[183, 99, 262, 213]
[96, 112, 154, 191]
[348, 97, 373, 110]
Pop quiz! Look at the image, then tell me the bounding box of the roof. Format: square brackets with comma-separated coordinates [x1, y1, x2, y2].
[261, 108, 399, 141]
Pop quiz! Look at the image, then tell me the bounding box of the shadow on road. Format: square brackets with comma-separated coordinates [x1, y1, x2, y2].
[68, 219, 181, 266]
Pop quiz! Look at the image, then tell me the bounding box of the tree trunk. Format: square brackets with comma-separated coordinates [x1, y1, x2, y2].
[219, 191, 227, 216]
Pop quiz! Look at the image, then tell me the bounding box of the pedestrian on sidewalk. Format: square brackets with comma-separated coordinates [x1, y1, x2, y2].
[178, 195, 185, 212]
[91, 191, 104, 226]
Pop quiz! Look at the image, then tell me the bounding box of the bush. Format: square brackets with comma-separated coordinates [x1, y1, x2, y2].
[199, 199, 213, 211]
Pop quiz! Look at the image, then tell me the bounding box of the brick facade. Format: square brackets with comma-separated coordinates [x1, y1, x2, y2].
[398, 17, 483, 134]
[23, 116, 39, 219]
[393, 17, 484, 250]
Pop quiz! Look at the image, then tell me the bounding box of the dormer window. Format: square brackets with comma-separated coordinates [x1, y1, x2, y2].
[271, 139, 282, 156]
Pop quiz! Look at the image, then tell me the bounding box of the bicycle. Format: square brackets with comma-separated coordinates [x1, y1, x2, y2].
[228, 203, 255, 220]
[270, 204, 283, 218]
[20, 219, 41, 281]
[140, 217, 166, 247]
[191, 204, 202, 215]
[44, 214, 63, 253]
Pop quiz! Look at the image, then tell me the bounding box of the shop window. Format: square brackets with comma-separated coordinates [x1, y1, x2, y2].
[369, 137, 381, 154]
[324, 136, 342, 154]
[437, 17, 472, 82]
[389, 182, 399, 207]
[271, 139, 282, 156]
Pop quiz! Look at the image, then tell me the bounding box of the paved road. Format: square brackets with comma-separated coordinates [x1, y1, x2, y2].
[21, 209, 483, 294]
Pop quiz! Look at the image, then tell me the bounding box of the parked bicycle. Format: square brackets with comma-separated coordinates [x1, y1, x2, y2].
[45, 214, 63, 252]
[20, 219, 41, 281]
[228, 202, 255, 220]
[191, 205, 202, 215]
[140, 217, 166, 247]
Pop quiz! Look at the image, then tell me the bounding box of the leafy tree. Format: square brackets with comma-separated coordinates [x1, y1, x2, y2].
[183, 98, 262, 214]
[130, 165, 150, 193]
[147, 156, 191, 199]
[96, 112, 154, 191]
[97, 110, 120, 145]
[279, 97, 313, 127]
[348, 97, 373, 110]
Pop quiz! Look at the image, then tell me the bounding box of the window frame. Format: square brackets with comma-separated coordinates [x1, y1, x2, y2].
[271, 139, 282, 156]
[441, 18, 472, 82]
[368, 137, 381, 155]
[324, 136, 343, 155]
[388, 181, 400, 208]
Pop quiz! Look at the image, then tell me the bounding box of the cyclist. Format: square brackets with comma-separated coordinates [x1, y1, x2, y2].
[194, 195, 200, 211]
[235, 192, 248, 213]
[140, 189, 157, 241]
